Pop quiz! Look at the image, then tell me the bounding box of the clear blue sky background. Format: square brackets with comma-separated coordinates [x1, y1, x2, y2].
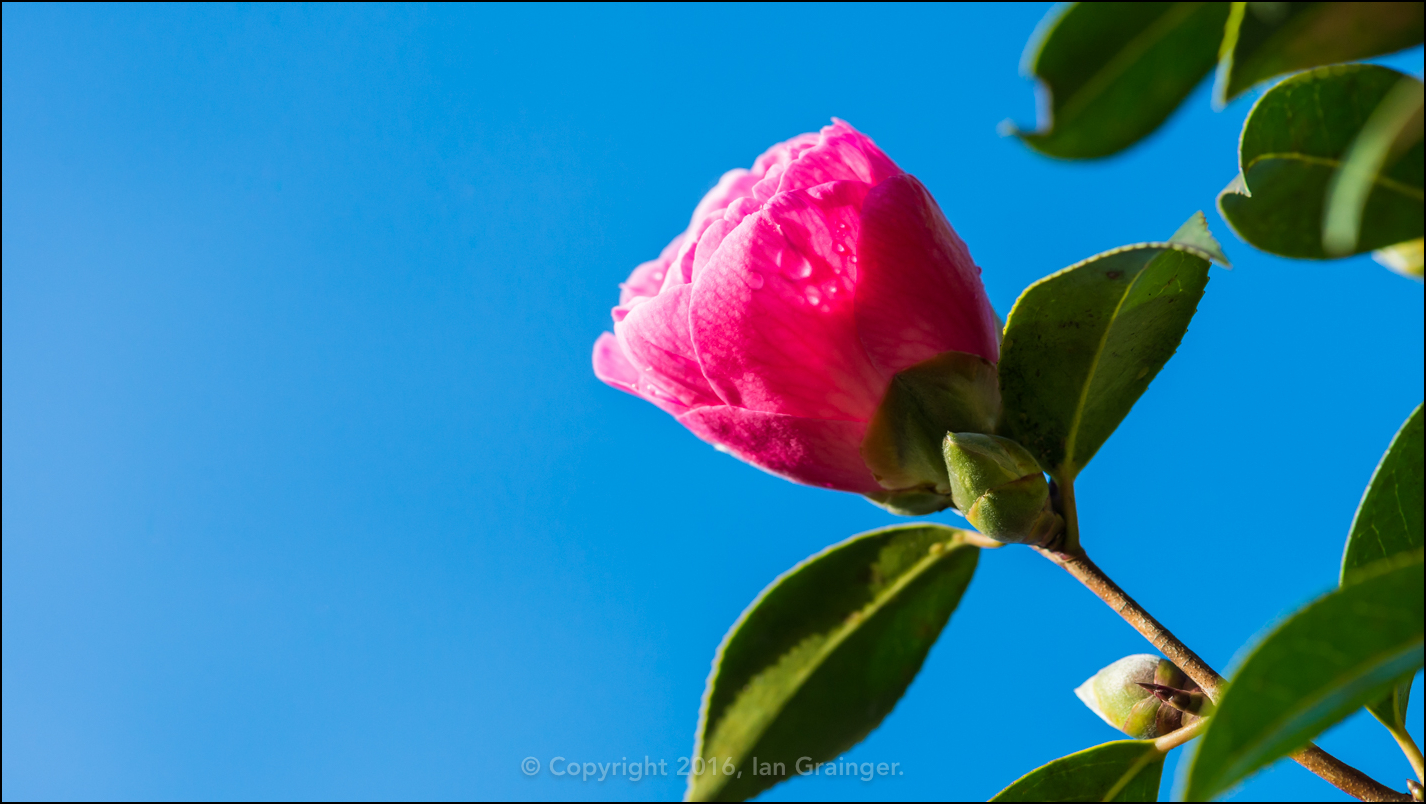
[3, 4, 1422, 802]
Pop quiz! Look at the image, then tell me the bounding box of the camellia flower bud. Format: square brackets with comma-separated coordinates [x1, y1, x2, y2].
[1074, 654, 1205, 739]
[592, 120, 1001, 509]
[941, 432, 1062, 544]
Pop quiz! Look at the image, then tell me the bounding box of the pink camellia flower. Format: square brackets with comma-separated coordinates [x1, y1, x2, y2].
[593, 120, 1000, 504]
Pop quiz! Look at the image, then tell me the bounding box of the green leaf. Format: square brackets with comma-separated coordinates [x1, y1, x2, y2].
[998, 213, 1221, 482]
[1183, 552, 1426, 802]
[689, 524, 979, 802]
[989, 740, 1164, 802]
[1012, 2, 1231, 160]
[1215, 1, 1425, 105]
[1365, 675, 1416, 738]
[1325, 79, 1425, 257]
[1218, 65, 1425, 259]
[1342, 403, 1424, 732]
[1342, 404, 1425, 585]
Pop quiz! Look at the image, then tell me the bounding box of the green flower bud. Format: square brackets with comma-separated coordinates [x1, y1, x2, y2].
[1074, 654, 1204, 739]
[941, 432, 1062, 544]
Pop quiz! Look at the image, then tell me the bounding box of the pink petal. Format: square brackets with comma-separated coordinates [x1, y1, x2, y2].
[689, 181, 887, 422]
[689, 168, 762, 228]
[690, 216, 741, 282]
[592, 332, 693, 417]
[678, 406, 881, 492]
[614, 283, 721, 410]
[593, 332, 641, 394]
[751, 132, 821, 177]
[776, 120, 903, 196]
[749, 162, 785, 204]
[855, 174, 1000, 377]
[686, 188, 773, 287]
[664, 211, 723, 290]
[619, 235, 682, 306]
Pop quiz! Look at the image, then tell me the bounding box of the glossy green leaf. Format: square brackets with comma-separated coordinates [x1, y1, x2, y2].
[1342, 404, 1425, 584]
[1218, 65, 1425, 259]
[990, 740, 1164, 802]
[1325, 79, 1426, 256]
[1342, 404, 1424, 732]
[689, 524, 979, 802]
[999, 213, 1222, 482]
[1215, 1, 1425, 105]
[1183, 552, 1426, 802]
[1012, 2, 1231, 159]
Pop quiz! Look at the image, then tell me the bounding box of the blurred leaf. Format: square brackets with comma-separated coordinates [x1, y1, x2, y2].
[1183, 551, 1426, 802]
[689, 524, 979, 802]
[1218, 64, 1425, 259]
[999, 213, 1221, 482]
[989, 740, 1164, 802]
[1215, 2, 1425, 105]
[1012, 2, 1231, 159]
[1325, 78, 1425, 256]
[1342, 403, 1423, 732]
[1374, 237, 1425, 279]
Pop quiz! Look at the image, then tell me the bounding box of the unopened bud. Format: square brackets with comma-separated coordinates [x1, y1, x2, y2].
[1136, 682, 1212, 716]
[942, 433, 1062, 544]
[1074, 654, 1204, 739]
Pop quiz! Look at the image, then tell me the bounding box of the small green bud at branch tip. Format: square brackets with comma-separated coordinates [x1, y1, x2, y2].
[1075, 655, 1203, 739]
[943, 432, 1062, 545]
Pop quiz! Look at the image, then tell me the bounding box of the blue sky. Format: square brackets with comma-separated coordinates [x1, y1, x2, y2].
[3, 4, 1421, 801]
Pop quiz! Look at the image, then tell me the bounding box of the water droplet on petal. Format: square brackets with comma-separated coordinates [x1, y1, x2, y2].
[746, 271, 765, 289]
[805, 287, 821, 305]
[794, 263, 813, 279]
[834, 243, 846, 254]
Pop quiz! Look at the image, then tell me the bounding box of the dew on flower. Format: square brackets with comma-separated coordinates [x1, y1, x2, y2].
[746, 271, 765, 289]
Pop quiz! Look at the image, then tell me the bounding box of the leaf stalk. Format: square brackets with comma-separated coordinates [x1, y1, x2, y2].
[1384, 721, 1426, 785]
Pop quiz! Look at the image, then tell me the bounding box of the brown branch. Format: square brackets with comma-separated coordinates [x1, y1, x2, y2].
[1037, 545, 1411, 803]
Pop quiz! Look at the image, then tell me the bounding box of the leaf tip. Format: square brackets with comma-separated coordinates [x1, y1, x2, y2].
[1169, 211, 1233, 268]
